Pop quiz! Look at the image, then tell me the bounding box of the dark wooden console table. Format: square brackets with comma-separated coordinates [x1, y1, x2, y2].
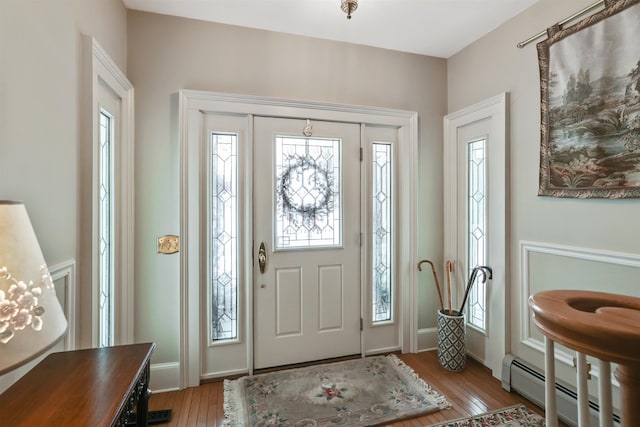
[0, 342, 155, 426]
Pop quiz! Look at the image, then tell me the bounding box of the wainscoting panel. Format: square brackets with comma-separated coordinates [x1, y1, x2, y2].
[518, 240, 640, 411]
[50, 259, 77, 351]
[519, 240, 640, 372]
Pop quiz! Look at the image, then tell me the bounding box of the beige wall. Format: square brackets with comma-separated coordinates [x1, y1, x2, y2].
[0, 0, 126, 258]
[127, 11, 447, 366]
[0, 0, 127, 388]
[448, 0, 640, 377]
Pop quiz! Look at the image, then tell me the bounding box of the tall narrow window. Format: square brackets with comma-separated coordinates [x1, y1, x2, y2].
[372, 143, 392, 322]
[210, 133, 238, 342]
[98, 110, 114, 347]
[275, 136, 341, 249]
[467, 138, 487, 330]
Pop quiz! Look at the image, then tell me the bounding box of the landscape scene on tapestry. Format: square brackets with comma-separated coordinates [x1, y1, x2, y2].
[544, 4, 640, 194]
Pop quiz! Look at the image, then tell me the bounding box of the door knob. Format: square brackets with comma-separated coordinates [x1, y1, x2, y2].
[258, 242, 267, 273]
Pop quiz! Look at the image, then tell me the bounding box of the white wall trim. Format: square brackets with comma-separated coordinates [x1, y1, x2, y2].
[443, 92, 508, 378]
[405, 112, 420, 354]
[179, 90, 419, 389]
[49, 259, 77, 351]
[417, 327, 438, 352]
[84, 35, 135, 347]
[519, 240, 640, 379]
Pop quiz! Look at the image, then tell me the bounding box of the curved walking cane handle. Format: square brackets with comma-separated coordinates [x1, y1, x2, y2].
[417, 259, 431, 271]
[417, 259, 445, 311]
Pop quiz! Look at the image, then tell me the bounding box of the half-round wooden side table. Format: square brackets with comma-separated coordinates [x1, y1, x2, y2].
[529, 290, 640, 427]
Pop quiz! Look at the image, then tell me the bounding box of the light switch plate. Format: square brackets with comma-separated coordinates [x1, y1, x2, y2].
[158, 235, 179, 254]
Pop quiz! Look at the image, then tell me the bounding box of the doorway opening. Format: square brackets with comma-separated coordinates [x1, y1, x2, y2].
[179, 91, 418, 388]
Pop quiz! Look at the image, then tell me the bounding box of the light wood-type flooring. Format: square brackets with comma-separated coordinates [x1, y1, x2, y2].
[149, 350, 563, 426]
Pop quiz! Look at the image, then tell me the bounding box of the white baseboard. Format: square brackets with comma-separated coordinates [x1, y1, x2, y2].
[417, 327, 438, 352]
[150, 362, 180, 393]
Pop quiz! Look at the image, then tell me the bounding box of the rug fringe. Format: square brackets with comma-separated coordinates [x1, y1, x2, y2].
[223, 379, 239, 426]
[425, 404, 545, 426]
[387, 354, 452, 410]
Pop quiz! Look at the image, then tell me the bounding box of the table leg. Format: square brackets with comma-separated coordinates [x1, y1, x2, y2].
[135, 361, 151, 427]
[136, 388, 150, 427]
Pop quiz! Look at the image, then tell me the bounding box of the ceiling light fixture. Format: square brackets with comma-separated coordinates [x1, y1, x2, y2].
[341, 0, 358, 20]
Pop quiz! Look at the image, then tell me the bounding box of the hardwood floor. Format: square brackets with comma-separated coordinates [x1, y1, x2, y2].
[149, 350, 556, 426]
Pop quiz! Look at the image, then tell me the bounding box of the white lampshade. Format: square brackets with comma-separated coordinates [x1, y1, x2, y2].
[0, 201, 68, 375]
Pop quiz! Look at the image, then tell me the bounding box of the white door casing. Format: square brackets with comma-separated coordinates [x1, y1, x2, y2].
[83, 36, 135, 348]
[444, 93, 507, 378]
[362, 125, 402, 354]
[180, 90, 418, 389]
[253, 117, 361, 369]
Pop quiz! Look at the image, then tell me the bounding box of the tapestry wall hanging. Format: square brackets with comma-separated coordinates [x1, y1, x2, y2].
[538, 0, 640, 198]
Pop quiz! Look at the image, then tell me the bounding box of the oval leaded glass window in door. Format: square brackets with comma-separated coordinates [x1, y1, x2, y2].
[275, 136, 341, 249]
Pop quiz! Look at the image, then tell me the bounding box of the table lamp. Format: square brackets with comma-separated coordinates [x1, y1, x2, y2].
[0, 200, 68, 375]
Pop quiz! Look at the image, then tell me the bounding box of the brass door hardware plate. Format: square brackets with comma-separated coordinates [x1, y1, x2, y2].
[158, 235, 179, 254]
[258, 242, 267, 273]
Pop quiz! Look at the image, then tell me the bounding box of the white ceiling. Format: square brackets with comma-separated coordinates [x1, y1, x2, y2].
[123, 0, 540, 58]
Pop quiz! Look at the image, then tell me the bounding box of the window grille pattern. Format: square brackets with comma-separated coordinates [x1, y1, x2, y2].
[467, 138, 487, 330]
[275, 136, 341, 249]
[210, 133, 238, 342]
[372, 143, 392, 322]
[99, 111, 114, 347]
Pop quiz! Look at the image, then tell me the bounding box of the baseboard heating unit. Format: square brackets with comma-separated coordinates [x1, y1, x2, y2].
[501, 354, 620, 427]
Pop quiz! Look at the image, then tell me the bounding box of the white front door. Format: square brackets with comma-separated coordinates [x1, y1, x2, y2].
[444, 94, 507, 378]
[180, 91, 419, 388]
[253, 117, 362, 369]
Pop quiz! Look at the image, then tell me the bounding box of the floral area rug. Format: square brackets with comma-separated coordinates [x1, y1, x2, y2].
[224, 354, 451, 426]
[427, 404, 545, 427]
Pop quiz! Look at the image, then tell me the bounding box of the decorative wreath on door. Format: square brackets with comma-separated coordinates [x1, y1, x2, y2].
[278, 155, 334, 224]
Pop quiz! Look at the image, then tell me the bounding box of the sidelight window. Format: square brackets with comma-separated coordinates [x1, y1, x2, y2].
[98, 110, 114, 348]
[467, 138, 487, 330]
[210, 133, 239, 342]
[372, 143, 393, 323]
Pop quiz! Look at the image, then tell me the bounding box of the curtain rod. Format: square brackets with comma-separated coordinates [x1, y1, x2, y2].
[516, 0, 605, 48]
